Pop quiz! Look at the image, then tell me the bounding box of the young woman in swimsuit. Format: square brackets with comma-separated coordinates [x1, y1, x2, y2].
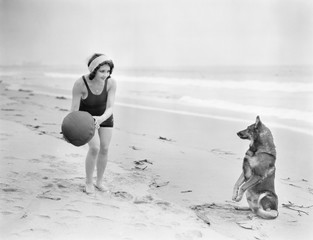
[70, 53, 117, 194]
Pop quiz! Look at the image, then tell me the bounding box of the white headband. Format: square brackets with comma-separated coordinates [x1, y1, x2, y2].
[88, 55, 111, 72]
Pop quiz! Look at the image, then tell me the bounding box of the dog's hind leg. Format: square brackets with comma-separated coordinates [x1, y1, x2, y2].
[256, 208, 278, 219]
[232, 172, 245, 201]
[256, 192, 278, 219]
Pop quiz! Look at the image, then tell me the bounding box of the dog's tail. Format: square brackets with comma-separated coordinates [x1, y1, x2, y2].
[256, 192, 279, 219]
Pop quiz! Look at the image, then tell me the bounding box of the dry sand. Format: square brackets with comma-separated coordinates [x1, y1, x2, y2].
[1, 79, 313, 240]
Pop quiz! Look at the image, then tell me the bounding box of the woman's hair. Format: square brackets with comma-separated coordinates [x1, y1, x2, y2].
[88, 53, 114, 80]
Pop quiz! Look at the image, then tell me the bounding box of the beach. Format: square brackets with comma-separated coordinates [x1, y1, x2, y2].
[1, 66, 313, 240]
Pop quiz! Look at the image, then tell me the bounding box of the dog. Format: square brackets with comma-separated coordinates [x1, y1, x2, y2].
[232, 116, 278, 219]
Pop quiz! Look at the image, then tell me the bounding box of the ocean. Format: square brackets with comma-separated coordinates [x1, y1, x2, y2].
[1, 65, 312, 136]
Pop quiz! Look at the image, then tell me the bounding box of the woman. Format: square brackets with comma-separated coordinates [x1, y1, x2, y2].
[70, 53, 117, 194]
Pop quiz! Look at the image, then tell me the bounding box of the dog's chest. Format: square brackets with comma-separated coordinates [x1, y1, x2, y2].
[245, 153, 259, 168]
[249, 156, 259, 168]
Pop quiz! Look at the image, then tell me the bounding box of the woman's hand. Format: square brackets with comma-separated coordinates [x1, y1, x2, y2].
[93, 116, 101, 130]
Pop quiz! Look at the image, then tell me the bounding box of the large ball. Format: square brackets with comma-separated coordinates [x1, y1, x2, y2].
[61, 111, 95, 146]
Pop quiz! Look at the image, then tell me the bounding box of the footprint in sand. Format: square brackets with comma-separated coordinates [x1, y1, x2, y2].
[155, 200, 172, 209]
[14, 206, 24, 210]
[0, 182, 9, 188]
[70, 199, 88, 204]
[49, 163, 61, 168]
[0, 133, 12, 141]
[1, 108, 15, 112]
[41, 154, 57, 161]
[56, 183, 67, 189]
[93, 202, 120, 209]
[2, 199, 14, 203]
[37, 215, 51, 219]
[86, 215, 112, 221]
[133, 222, 148, 228]
[29, 158, 41, 163]
[42, 168, 54, 173]
[64, 208, 81, 214]
[0, 133, 12, 137]
[43, 183, 54, 188]
[53, 179, 82, 193]
[112, 191, 134, 200]
[64, 203, 75, 208]
[25, 172, 41, 179]
[133, 195, 154, 204]
[57, 208, 81, 216]
[66, 153, 84, 158]
[1, 211, 13, 215]
[2, 187, 19, 193]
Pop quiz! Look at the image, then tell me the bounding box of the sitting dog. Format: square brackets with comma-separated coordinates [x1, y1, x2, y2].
[232, 116, 278, 219]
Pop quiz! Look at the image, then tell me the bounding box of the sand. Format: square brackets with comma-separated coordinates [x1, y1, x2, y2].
[1, 78, 313, 240]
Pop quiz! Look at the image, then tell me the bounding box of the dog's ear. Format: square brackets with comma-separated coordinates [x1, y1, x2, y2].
[255, 116, 261, 128]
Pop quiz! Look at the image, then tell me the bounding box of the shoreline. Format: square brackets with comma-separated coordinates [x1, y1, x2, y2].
[1, 80, 313, 240]
[1, 68, 312, 138]
[115, 101, 313, 137]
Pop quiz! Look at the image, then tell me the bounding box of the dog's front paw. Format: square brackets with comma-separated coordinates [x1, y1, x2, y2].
[232, 190, 243, 202]
[232, 190, 239, 201]
[234, 194, 243, 202]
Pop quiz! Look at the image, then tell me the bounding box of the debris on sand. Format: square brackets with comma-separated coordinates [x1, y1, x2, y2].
[134, 159, 153, 165]
[158, 136, 173, 142]
[282, 201, 313, 216]
[149, 179, 169, 188]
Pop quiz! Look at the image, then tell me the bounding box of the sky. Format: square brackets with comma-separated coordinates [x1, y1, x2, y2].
[0, 0, 312, 69]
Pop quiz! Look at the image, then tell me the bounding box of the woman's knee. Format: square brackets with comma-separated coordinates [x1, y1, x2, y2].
[99, 145, 109, 155]
[89, 145, 100, 156]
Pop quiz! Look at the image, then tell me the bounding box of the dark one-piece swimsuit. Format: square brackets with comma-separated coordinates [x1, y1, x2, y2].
[79, 76, 114, 128]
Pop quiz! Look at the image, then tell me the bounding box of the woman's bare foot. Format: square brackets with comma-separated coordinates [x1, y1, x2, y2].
[84, 184, 95, 194]
[94, 183, 108, 192]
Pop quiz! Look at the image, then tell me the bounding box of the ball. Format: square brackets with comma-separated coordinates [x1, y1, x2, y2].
[61, 111, 95, 146]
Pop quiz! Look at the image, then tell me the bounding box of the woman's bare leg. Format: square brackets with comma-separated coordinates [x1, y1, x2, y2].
[85, 133, 100, 194]
[95, 127, 113, 190]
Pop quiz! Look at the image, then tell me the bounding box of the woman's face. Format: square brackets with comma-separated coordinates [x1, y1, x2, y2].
[96, 64, 111, 80]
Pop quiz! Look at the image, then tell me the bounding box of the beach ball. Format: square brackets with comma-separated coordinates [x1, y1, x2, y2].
[61, 111, 95, 146]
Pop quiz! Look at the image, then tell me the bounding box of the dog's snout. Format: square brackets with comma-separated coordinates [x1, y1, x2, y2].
[237, 130, 249, 139]
[237, 131, 243, 137]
